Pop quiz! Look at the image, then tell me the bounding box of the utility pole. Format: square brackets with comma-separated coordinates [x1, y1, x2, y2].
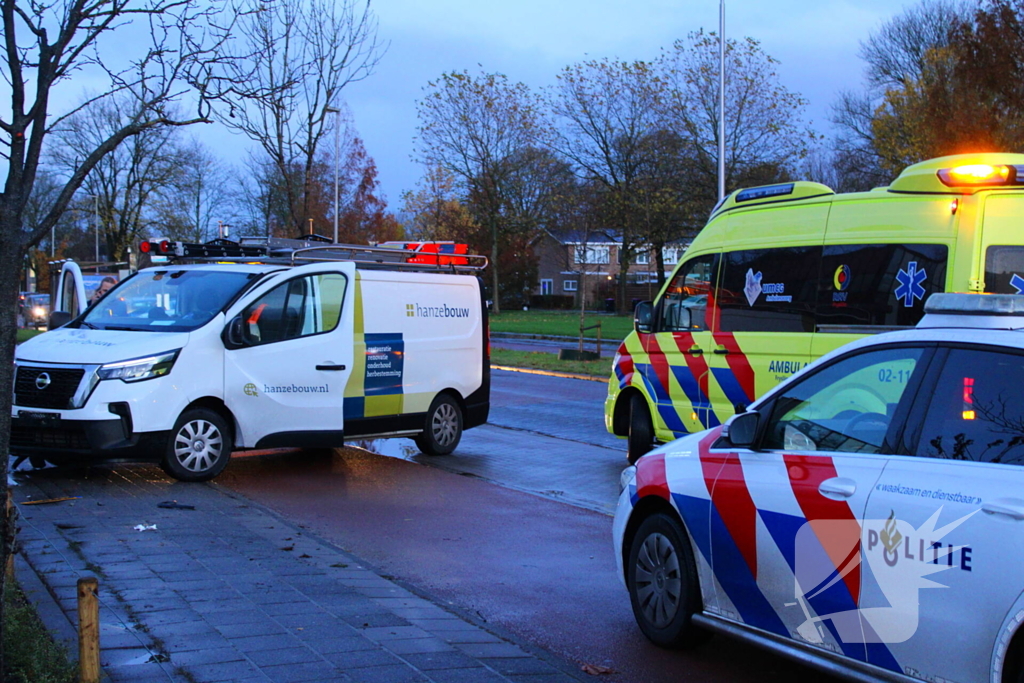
[325, 106, 341, 244]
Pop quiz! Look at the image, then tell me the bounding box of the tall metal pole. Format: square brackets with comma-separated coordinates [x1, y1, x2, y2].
[93, 194, 100, 272]
[325, 106, 341, 244]
[718, 0, 726, 202]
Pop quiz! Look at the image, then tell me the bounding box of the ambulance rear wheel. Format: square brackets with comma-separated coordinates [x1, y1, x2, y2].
[416, 394, 462, 456]
[627, 393, 654, 465]
[627, 513, 710, 649]
[161, 408, 232, 482]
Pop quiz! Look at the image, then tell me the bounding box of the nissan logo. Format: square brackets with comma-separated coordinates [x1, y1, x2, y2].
[34, 372, 51, 390]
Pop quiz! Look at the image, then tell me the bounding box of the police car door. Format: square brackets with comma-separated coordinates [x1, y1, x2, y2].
[710, 345, 926, 663]
[863, 345, 1024, 683]
[223, 263, 355, 448]
[51, 261, 88, 323]
[642, 253, 720, 439]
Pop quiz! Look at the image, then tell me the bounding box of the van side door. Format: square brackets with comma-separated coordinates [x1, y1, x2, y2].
[222, 263, 355, 449]
[979, 194, 1024, 294]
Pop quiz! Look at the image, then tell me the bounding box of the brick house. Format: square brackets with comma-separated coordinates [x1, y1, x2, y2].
[533, 229, 691, 309]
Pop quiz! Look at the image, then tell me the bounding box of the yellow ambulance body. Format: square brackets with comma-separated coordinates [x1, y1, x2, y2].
[606, 153, 1024, 462]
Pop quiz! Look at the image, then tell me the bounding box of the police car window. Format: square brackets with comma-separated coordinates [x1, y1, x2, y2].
[984, 246, 1024, 294]
[763, 347, 923, 454]
[243, 273, 346, 345]
[915, 347, 1024, 465]
[818, 243, 947, 328]
[718, 247, 819, 333]
[659, 255, 717, 332]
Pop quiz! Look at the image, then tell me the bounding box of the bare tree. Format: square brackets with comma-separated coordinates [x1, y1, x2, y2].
[548, 57, 664, 313]
[222, 0, 384, 235]
[0, 0, 256, 656]
[49, 95, 190, 260]
[659, 31, 811, 208]
[154, 138, 239, 242]
[830, 0, 968, 186]
[416, 69, 546, 313]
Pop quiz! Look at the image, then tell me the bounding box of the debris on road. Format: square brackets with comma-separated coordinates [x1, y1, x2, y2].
[22, 496, 81, 506]
[133, 524, 157, 531]
[581, 663, 617, 676]
[157, 501, 195, 510]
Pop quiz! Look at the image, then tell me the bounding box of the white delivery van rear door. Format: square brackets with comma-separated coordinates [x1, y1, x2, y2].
[222, 262, 355, 449]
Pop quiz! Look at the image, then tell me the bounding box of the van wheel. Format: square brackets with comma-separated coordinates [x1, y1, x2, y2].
[627, 393, 654, 465]
[161, 408, 232, 482]
[627, 513, 710, 649]
[415, 394, 462, 456]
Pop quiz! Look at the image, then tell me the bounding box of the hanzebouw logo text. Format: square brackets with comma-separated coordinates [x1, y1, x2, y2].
[406, 303, 470, 318]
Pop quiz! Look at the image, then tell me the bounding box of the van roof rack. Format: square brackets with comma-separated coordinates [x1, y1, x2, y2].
[138, 237, 488, 274]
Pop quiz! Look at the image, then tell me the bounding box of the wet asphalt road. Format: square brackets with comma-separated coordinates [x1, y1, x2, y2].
[218, 369, 835, 683]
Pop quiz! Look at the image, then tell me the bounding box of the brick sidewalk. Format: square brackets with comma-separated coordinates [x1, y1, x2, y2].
[11, 463, 586, 683]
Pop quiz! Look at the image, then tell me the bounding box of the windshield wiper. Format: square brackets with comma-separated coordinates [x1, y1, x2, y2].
[102, 326, 143, 331]
[79, 321, 99, 329]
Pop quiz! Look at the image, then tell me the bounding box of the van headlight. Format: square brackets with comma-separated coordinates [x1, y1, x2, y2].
[98, 350, 180, 383]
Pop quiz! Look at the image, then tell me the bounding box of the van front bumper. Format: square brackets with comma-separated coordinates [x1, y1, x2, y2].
[10, 414, 169, 463]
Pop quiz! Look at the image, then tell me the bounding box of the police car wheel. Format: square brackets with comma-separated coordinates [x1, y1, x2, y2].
[416, 394, 463, 456]
[627, 513, 709, 649]
[161, 408, 232, 482]
[627, 393, 654, 465]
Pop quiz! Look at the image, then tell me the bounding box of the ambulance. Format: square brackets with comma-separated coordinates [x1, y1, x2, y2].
[12, 238, 490, 481]
[606, 152, 1024, 463]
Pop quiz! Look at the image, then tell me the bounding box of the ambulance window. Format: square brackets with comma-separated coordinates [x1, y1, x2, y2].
[915, 347, 1024, 466]
[242, 273, 346, 345]
[818, 244, 947, 328]
[984, 246, 1024, 294]
[658, 254, 717, 332]
[718, 247, 819, 333]
[762, 346, 924, 454]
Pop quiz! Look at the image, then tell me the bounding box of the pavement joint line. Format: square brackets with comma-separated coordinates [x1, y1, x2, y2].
[11, 466, 593, 683]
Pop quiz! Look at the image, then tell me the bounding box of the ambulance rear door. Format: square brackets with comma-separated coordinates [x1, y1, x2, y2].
[977, 192, 1024, 294]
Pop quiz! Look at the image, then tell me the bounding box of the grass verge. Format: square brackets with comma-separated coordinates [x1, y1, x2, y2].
[3, 580, 77, 683]
[16, 329, 43, 344]
[490, 310, 632, 340]
[491, 348, 611, 379]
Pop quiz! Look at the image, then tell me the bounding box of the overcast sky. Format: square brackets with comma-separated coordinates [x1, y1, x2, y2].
[203, 0, 927, 214]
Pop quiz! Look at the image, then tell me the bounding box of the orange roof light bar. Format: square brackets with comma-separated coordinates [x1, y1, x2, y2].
[937, 164, 1014, 186]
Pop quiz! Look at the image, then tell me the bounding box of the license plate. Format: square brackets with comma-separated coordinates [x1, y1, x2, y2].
[18, 411, 60, 427]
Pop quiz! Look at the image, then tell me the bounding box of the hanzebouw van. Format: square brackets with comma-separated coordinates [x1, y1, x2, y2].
[12, 238, 490, 481]
[607, 152, 1024, 463]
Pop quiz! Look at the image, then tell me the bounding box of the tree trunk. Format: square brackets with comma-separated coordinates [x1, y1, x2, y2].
[490, 215, 500, 314]
[655, 242, 666, 289]
[617, 240, 630, 315]
[0, 207, 25, 674]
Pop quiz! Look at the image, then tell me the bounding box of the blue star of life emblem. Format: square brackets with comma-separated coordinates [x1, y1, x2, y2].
[895, 261, 927, 307]
[1011, 273, 1024, 294]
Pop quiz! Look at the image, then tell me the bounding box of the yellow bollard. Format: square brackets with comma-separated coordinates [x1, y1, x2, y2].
[77, 577, 100, 683]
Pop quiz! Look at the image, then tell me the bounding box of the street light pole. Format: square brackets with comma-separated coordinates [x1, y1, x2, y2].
[325, 106, 341, 244]
[718, 0, 726, 202]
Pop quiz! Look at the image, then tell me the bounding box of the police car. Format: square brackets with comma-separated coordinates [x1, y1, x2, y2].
[614, 293, 1024, 683]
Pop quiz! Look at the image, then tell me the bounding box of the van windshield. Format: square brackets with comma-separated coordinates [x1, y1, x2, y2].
[79, 270, 256, 332]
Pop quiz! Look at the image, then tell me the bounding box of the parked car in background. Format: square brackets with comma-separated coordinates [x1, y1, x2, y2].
[19, 293, 50, 329]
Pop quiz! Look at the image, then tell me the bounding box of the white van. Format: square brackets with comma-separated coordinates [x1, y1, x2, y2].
[13, 239, 490, 481]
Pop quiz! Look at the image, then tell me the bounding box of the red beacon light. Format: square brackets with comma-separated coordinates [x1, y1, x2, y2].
[138, 240, 152, 253]
[937, 164, 1014, 187]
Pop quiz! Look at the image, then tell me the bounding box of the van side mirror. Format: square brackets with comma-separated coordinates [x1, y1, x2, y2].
[48, 311, 72, 329]
[223, 315, 247, 349]
[634, 301, 653, 333]
[723, 411, 760, 448]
